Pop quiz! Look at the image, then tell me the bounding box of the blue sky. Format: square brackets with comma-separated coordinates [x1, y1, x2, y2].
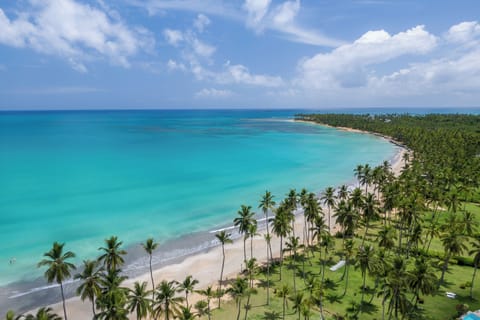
[0, 0, 479, 110]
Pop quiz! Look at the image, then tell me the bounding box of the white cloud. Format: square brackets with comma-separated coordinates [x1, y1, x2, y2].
[167, 59, 186, 71]
[244, 0, 271, 29]
[193, 14, 211, 32]
[0, 0, 153, 72]
[195, 87, 233, 98]
[445, 21, 480, 45]
[296, 25, 437, 89]
[163, 29, 184, 46]
[192, 38, 216, 57]
[218, 62, 284, 87]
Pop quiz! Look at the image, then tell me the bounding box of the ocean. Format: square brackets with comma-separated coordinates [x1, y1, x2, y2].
[0, 109, 403, 311]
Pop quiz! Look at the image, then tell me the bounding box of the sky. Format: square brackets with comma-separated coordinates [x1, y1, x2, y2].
[0, 0, 479, 110]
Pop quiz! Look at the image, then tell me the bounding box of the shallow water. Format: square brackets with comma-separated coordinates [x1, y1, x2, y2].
[0, 109, 398, 309]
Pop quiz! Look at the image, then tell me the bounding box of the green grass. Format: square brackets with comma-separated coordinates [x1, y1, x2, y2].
[207, 202, 480, 320]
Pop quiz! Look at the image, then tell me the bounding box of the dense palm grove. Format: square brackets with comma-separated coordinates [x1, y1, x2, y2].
[6, 113, 480, 320]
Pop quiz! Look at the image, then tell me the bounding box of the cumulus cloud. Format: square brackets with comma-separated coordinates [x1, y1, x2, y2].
[167, 59, 186, 71]
[192, 38, 216, 58]
[195, 87, 233, 98]
[244, 0, 271, 29]
[217, 62, 284, 87]
[193, 14, 211, 32]
[0, 0, 154, 72]
[445, 21, 480, 45]
[163, 29, 184, 46]
[296, 25, 437, 89]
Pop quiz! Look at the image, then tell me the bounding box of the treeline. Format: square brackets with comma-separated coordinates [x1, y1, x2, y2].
[296, 113, 480, 202]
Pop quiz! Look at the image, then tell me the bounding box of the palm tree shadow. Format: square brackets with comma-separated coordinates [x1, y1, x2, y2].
[326, 293, 343, 304]
[359, 301, 379, 314]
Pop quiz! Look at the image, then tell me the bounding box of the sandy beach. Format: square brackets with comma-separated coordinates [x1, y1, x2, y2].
[24, 126, 407, 319]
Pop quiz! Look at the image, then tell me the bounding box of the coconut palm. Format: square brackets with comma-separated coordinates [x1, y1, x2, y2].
[215, 230, 232, 308]
[196, 286, 214, 320]
[177, 306, 197, 320]
[290, 292, 304, 320]
[74, 259, 103, 317]
[247, 220, 259, 260]
[142, 237, 159, 300]
[361, 193, 380, 246]
[98, 236, 127, 272]
[355, 245, 378, 303]
[5, 310, 21, 320]
[376, 226, 396, 252]
[179, 275, 199, 308]
[354, 164, 364, 188]
[285, 236, 300, 293]
[23, 307, 61, 320]
[407, 257, 437, 306]
[272, 203, 292, 280]
[383, 257, 410, 319]
[469, 236, 480, 299]
[276, 284, 290, 320]
[127, 281, 151, 320]
[194, 300, 209, 319]
[321, 187, 336, 232]
[439, 227, 468, 284]
[37, 242, 76, 320]
[154, 280, 183, 320]
[338, 184, 349, 201]
[259, 190, 276, 305]
[96, 268, 129, 320]
[227, 277, 249, 320]
[233, 205, 255, 264]
[342, 239, 354, 297]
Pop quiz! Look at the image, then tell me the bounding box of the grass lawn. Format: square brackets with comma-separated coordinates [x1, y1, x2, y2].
[207, 202, 480, 320]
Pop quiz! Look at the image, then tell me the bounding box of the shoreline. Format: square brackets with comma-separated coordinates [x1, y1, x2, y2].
[18, 124, 407, 318]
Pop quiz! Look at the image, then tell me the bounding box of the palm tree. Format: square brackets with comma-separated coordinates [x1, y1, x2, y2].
[98, 236, 127, 272]
[127, 281, 151, 320]
[23, 307, 61, 320]
[290, 292, 304, 320]
[233, 205, 255, 264]
[407, 257, 437, 306]
[96, 268, 129, 320]
[469, 236, 480, 299]
[342, 239, 354, 297]
[439, 227, 468, 284]
[227, 277, 249, 320]
[321, 187, 336, 233]
[383, 257, 410, 319]
[5, 310, 21, 320]
[142, 237, 159, 300]
[196, 286, 214, 320]
[259, 190, 275, 305]
[338, 184, 349, 201]
[74, 259, 103, 317]
[355, 245, 378, 303]
[285, 236, 300, 293]
[215, 230, 232, 308]
[361, 193, 379, 246]
[194, 300, 209, 319]
[276, 284, 290, 320]
[272, 204, 292, 280]
[177, 306, 197, 320]
[37, 242, 76, 320]
[354, 164, 364, 188]
[179, 275, 199, 308]
[247, 220, 259, 260]
[376, 226, 396, 252]
[154, 280, 183, 320]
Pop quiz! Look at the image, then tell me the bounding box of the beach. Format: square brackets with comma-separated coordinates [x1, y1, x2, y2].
[22, 125, 407, 319]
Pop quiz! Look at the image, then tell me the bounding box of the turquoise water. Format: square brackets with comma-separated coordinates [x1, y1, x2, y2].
[464, 313, 480, 320]
[0, 110, 398, 287]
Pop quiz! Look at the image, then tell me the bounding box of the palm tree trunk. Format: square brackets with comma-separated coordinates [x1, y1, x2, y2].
[361, 221, 369, 247]
[91, 297, 96, 317]
[236, 299, 241, 320]
[471, 264, 478, 299]
[60, 281, 68, 320]
[266, 237, 270, 305]
[279, 236, 283, 280]
[243, 237, 247, 265]
[282, 297, 286, 320]
[361, 274, 366, 303]
[150, 254, 155, 301]
[219, 245, 225, 308]
[250, 235, 254, 260]
[343, 260, 349, 297]
[328, 207, 331, 233]
[440, 252, 451, 285]
[292, 256, 297, 294]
